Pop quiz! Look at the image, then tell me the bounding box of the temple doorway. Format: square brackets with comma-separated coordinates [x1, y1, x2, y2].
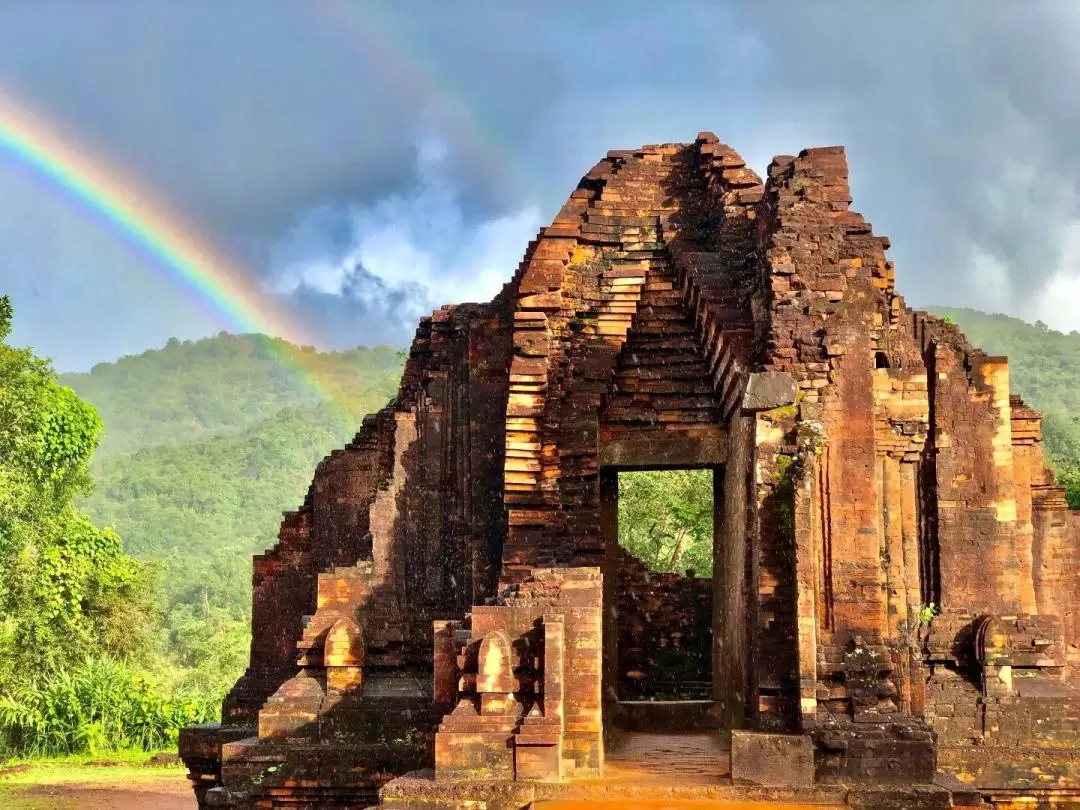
[614, 469, 714, 701]
[600, 465, 723, 731]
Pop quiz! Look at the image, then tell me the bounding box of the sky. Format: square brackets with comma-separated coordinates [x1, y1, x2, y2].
[1, 1, 1079, 371]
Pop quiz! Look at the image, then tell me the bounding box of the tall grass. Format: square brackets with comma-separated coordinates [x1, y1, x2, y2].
[0, 657, 219, 758]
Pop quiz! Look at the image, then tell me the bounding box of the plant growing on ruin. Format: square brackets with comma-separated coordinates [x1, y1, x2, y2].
[796, 419, 826, 456]
[773, 454, 800, 552]
[765, 388, 805, 422]
[918, 602, 939, 626]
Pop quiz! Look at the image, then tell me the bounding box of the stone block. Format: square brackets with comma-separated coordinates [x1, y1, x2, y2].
[741, 371, 798, 412]
[730, 730, 814, 788]
[434, 730, 515, 781]
[514, 739, 560, 781]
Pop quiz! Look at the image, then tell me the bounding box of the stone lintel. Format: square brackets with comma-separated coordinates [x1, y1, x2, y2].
[741, 372, 798, 413]
[598, 430, 727, 468]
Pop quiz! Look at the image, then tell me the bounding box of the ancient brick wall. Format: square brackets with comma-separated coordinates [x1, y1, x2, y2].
[750, 143, 1080, 790]
[222, 425, 380, 726]
[500, 137, 763, 587]
[614, 548, 712, 700]
[1033, 485, 1080, 649]
[930, 350, 1024, 614]
[218, 292, 518, 732]
[750, 147, 882, 729]
[185, 133, 1080, 808]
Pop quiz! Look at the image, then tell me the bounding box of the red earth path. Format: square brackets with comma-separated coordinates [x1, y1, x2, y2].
[8, 779, 195, 809]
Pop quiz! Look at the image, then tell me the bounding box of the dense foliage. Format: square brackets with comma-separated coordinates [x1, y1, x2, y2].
[0, 299, 214, 757]
[0, 298, 147, 677]
[0, 657, 218, 757]
[84, 403, 375, 616]
[62, 333, 401, 719]
[618, 469, 714, 576]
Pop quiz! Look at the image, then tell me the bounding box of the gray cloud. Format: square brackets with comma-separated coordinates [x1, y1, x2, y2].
[265, 137, 542, 346]
[280, 268, 429, 351]
[0, 1, 558, 238]
[728, 1, 1080, 320]
[1, 1, 1079, 369]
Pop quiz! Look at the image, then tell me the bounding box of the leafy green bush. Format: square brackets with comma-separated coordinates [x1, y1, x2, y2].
[0, 299, 203, 760]
[1055, 461, 1080, 510]
[0, 657, 219, 758]
[0, 299, 159, 680]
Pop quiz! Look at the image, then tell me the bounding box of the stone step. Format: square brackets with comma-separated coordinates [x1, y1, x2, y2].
[624, 307, 690, 321]
[585, 213, 660, 227]
[634, 304, 686, 317]
[629, 321, 695, 336]
[618, 351, 705, 368]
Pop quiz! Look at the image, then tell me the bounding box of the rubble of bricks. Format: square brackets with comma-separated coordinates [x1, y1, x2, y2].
[180, 133, 1080, 810]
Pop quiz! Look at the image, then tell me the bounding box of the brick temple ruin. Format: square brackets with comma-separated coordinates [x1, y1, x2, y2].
[181, 134, 1080, 809]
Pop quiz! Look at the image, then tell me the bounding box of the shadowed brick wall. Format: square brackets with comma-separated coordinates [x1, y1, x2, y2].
[615, 548, 712, 700]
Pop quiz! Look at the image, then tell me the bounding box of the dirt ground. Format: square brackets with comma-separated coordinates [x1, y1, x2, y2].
[0, 769, 196, 810]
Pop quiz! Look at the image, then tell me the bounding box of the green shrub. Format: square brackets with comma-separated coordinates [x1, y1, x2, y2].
[0, 657, 219, 758]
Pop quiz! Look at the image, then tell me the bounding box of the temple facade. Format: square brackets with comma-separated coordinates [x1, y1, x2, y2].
[181, 135, 1080, 809]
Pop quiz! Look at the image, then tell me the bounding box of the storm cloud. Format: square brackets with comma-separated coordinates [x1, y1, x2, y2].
[265, 137, 541, 347]
[1, 1, 1078, 369]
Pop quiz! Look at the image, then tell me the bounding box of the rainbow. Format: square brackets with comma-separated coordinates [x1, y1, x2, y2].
[0, 6, 516, 362]
[0, 89, 313, 348]
[0, 89, 377, 416]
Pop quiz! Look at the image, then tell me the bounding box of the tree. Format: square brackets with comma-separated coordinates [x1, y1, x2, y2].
[1056, 461, 1080, 510]
[0, 297, 155, 679]
[617, 470, 714, 576]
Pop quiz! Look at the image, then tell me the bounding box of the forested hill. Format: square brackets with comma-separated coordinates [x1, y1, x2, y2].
[83, 402, 374, 616]
[56, 333, 404, 695]
[927, 307, 1080, 462]
[64, 334, 404, 607]
[59, 333, 404, 458]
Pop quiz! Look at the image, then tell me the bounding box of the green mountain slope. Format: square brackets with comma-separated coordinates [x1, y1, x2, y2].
[60, 333, 403, 458]
[58, 332, 403, 699]
[927, 306, 1080, 461]
[83, 402, 374, 616]
[66, 332, 402, 624]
